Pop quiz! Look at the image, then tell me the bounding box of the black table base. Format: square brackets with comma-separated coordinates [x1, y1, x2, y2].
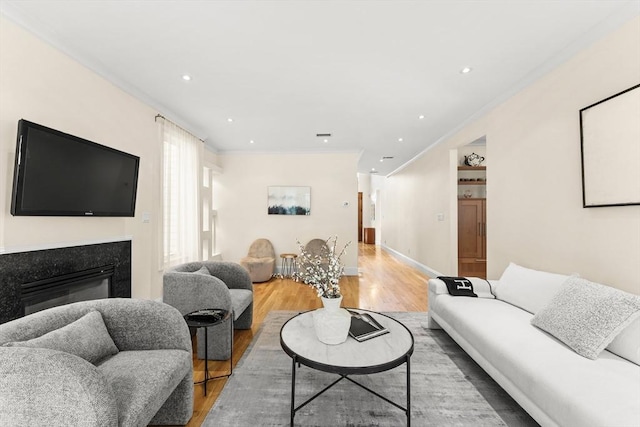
[184, 309, 233, 396]
[195, 323, 233, 396]
[289, 354, 411, 426]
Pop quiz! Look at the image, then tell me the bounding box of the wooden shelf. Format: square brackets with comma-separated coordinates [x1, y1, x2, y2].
[458, 166, 486, 170]
[458, 180, 486, 185]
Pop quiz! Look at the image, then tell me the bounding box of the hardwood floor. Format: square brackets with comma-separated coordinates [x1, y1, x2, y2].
[184, 243, 429, 426]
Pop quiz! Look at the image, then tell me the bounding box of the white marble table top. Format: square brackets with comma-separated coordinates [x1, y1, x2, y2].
[280, 309, 414, 372]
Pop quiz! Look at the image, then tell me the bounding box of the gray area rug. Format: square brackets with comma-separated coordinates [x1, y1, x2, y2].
[204, 311, 538, 426]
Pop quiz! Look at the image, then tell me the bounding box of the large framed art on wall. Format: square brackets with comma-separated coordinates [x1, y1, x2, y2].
[267, 186, 311, 215]
[579, 84, 640, 208]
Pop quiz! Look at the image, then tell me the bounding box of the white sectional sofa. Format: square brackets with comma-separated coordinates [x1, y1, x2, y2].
[428, 263, 640, 427]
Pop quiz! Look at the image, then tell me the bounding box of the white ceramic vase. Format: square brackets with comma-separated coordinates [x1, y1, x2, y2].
[313, 295, 351, 345]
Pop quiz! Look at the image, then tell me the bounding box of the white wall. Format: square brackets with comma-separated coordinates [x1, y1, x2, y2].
[0, 17, 163, 299]
[357, 173, 372, 230]
[370, 174, 385, 244]
[214, 152, 359, 273]
[383, 143, 455, 273]
[486, 17, 640, 292]
[383, 16, 640, 294]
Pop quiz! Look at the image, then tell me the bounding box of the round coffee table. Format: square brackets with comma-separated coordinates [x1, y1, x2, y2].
[280, 309, 414, 426]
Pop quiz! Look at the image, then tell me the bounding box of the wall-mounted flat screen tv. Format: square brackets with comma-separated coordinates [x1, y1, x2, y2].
[11, 119, 140, 217]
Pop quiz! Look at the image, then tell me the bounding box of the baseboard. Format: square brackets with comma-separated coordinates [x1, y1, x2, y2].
[380, 244, 443, 278]
[281, 266, 358, 277]
[344, 266, 359, 276]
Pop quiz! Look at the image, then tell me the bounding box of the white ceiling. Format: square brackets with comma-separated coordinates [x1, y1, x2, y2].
[2, 1, 638, 175]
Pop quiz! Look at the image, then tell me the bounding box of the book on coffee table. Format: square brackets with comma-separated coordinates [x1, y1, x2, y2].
[348, 310, 389, 342]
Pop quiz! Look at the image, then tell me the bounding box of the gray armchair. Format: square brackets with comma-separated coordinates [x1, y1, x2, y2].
[0, 298, 193, 427]
[163, 261, 253, 360]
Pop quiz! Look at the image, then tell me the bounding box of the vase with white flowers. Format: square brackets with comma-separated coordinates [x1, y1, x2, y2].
[297, 236, 352, 344]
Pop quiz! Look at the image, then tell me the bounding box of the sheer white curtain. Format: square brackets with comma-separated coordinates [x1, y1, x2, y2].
[159, 117, 201, 268]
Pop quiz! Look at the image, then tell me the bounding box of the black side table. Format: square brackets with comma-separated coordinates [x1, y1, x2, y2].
[184, 309, 233, 396]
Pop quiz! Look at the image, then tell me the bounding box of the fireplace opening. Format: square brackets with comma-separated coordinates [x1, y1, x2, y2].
[21, 265, 115, 316]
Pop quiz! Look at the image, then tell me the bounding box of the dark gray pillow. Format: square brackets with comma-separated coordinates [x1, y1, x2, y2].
[531, 277, 640, 359]
[3, 310, 119, 364]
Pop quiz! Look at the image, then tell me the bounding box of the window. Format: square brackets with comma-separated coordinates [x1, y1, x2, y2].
[159, 118, 201, 267]
[201, 165, 214, 260]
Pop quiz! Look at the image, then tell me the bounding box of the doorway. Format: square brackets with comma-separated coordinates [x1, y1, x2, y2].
[456, 138, 487, 278]
[358, 192, 363, 242]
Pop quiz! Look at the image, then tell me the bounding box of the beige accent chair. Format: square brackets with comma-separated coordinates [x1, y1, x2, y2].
[240, 239, 276, 283]
[299, 238, 331, 280]
[304, 238, 330, 259]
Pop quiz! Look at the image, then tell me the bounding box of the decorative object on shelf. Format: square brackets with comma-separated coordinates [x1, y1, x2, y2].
[464, 152, 485, 167]
[463, 190, 473, 198]
[312, 295, 351, 344]
[297, 235, 350, 299]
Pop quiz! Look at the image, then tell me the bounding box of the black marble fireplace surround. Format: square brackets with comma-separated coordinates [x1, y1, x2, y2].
[0, 240, 131, 324]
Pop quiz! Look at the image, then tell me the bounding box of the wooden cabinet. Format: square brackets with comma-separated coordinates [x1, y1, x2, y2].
[458, 199, 486, 279]
[364, 227, 375, 244]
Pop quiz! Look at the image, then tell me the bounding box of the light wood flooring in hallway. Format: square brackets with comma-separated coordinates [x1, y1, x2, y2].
[183, 242, 430, 427]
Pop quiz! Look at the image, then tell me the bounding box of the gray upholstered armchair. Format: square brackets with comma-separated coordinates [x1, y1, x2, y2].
[0, 298, 193, 427]
[163, 261, 253, 360]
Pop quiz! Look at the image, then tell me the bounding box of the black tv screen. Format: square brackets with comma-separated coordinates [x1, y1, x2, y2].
[11, 119, 140, 217]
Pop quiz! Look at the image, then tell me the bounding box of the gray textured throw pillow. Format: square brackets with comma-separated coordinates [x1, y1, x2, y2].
[193, 266, 210, 275]
[531, 277, 640, 359]
[3, 310, 119, 365]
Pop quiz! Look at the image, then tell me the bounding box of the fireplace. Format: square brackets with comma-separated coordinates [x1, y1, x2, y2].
[21, 265, 115, 316]
[0, 240, 131, 324]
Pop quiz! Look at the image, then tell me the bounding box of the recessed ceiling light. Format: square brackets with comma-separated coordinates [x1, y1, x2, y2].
[227, 118, 233, 123]
[323, 139, 328, 143]
[418, 115, 425, 120]
[249, 140, 254, 144]
[460, 67, 472, 74]
[380, 159, 384, 162]
[398, 138, 403, 142]
[182, 74, 191, 81]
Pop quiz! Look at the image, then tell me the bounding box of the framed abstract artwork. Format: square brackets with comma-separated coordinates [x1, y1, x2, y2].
[580, 84, 640, 208]
[267, 186, 311, 215]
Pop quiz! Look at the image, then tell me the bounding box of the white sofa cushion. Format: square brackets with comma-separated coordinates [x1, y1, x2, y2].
[431, 293, 640, 427]
[531, 277, 640, 359]
[607, 316, 640, 365]
[495, 262, 573, 314]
